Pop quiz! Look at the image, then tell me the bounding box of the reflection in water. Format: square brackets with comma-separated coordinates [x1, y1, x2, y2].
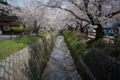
[41, 36, 82, 80]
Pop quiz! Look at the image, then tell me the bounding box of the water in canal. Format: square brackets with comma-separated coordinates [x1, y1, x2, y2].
[41, 36, 82, 80]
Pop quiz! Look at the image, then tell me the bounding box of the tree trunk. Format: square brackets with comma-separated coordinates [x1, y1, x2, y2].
[71, 28, 73, 31]
[34, 21, 38, 37]
[68, 26, 70, 30]
[75, 25, 79, 31]
[10, 32, 13, 40]
[95, 24, 103, 40]
[75, 28, 77, 31]
[35, 27, 38, 37]
[10, 34, 12, 40]
[36, 27, 40, 37]
[80, 27, 84, 33]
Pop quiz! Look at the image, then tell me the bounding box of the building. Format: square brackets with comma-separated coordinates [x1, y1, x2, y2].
[0, 0, 7, 4]
[0, 1, 23, 35]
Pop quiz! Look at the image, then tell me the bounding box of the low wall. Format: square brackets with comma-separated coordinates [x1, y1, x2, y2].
[0, 31, 58, 80]
[82, 48, 120, 80]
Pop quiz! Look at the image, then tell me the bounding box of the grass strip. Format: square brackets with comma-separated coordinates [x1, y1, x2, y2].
[63, 30, 86, 57]
[0, 32, 51, 60]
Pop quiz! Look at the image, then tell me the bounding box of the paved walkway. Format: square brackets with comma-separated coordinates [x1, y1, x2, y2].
[88, 35, 110, 42]
[0, 35, 23, 41]
[41, 36, 82, 80]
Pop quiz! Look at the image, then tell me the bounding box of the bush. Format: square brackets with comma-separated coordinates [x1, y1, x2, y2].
[92, 38, 107, 48]
[111, 47, 120, 56]
[10, 27, 23, 33]
[24, 27, 31, 35]
[114, 38, 120, 45]
[110, 38, 120, 58]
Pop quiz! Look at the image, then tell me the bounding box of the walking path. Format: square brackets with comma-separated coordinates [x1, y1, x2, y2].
[41, 36, 82, 80]
[88, 35, 110, 42]
[0, 35, 19, 41]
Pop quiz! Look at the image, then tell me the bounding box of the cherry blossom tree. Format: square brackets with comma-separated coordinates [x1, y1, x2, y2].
[0, 0, 48, 36]
[45, 0, 120, 40]
[0, 0, 70, 35]
[1, 0, 120, 39]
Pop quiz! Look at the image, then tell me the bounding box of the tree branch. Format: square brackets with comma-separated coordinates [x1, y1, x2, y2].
[83, 23, 90, 28]
[106, 10, 120, 18]
[45, 5, 91, 23]
[66, 0, 86, 11]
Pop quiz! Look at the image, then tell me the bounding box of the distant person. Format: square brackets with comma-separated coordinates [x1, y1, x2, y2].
[19, 31, 24, 37]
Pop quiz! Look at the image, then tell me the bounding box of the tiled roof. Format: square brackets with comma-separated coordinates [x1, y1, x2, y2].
[0, 1, 7, 5]
[0, 1, 18, 20]
[0, 12, 18, 20]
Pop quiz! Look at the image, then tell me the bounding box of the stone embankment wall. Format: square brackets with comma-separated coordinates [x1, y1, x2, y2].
[82, 48, 120, 80]
[0, 31, 58, 80]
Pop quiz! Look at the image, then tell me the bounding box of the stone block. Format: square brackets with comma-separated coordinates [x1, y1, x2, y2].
[5, 62, 9, 71]
[14, 53, 17, 64]
[17, 69, 20, 75]
[4, 73, 9, 80]
[15, 63, 20, 70]
[10, 60, 13, 68]
[0, 59, 5, 67]
[112, 60, 117, 64]
[6, 57, 10, 63]
[118, 68, 120, 74]
[9, 75, 13, 80]
[19, 50, 23, 56]
[9, 69, 13, 74]
[16, 55, 20, 63]
[0, 67, 4, 78]
[13, 65, 17, 72]
[19, 50, 23, 54]
[106, 59, 109, 63]
[19, 55, 23, 61]
[10, 55, 14, 61]
[20, 61, 23, 66]
[13, 72, 17, 79]
[20, 65, 23, 72]
[109, 62, 112, 66]
[16, 51, 20, 55]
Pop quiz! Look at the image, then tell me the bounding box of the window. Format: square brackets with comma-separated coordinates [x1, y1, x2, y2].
[3, 26, 10, 31]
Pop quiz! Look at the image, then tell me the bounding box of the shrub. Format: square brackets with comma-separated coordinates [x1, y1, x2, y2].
[24, 27, 31, 35]
[10, 27, 23, 33]
[92, 38, 107, 48]
[114, 38, 120, 45]
[111, 38, 120, 58]
[111, 47, 120, 56]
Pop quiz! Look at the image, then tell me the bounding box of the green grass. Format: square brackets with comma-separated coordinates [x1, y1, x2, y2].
[63, 30, 86, 56]
[0, 32, 52, 60]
